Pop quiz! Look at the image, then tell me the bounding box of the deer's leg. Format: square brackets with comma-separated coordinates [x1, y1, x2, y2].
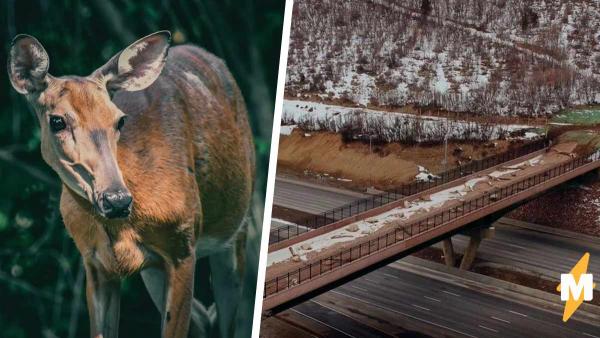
[141, 265, 213, 337]
[158, 254, 196, 338]
[209, 234, 245, 338]
[84, 262, 121, 338]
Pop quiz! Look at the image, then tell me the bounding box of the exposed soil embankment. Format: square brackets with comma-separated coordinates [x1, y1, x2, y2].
[277, 130, 511, 190]
[509, 172, 600, 237]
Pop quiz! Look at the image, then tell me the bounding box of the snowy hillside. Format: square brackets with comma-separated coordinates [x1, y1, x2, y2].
[286, 0, 600, 117]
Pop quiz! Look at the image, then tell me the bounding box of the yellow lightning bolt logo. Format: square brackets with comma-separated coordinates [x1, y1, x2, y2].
[556, 252, 595, 322]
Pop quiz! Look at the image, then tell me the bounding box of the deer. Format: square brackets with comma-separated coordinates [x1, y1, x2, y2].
[7, 31, 255, 338]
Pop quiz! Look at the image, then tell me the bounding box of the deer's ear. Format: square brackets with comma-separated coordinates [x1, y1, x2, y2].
[93, 31, 170, 93]
[8, 34, 50, 94]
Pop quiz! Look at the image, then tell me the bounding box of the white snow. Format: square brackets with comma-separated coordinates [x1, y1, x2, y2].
[283, 100, 541, 142]
[523, 132, 541, 140]
[286, 0, 600, 117]
[434, 61, 449, 93]
[280, 124, 297, 135]
[416, 165, 440, 182]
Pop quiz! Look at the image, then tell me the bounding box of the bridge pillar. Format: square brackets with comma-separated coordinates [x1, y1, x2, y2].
[459, 231, 481, 270]
[442, 238, 456, 267]
[459, 227, 494, 270]
[454, 210, 500, 270]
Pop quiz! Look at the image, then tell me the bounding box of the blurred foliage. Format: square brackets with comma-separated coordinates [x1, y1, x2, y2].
[0, 0, 283, 337]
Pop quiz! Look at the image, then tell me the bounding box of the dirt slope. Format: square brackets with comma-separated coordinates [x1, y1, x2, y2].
[277, 130, 510, 190]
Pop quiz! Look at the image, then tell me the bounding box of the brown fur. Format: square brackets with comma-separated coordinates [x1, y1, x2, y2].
[10, 31, 254, 337]
[54, 45, 254, 277]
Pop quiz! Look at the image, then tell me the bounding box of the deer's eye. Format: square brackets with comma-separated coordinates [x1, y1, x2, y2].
[49, 115, 67, 133]
[116, 116, 127, 132]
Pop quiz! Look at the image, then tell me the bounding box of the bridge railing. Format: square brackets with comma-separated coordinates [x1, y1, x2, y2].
[264, 148, 600, 299]
[270, 139, 549, 244]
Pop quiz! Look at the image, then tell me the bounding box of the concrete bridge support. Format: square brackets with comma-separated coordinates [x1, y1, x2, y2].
[459, 227, 495, 270]
[442, 238, 456, 267]
[459, 231, 482, 270]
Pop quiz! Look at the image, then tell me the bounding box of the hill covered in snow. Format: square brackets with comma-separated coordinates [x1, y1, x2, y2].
[286, 0, 600, 117]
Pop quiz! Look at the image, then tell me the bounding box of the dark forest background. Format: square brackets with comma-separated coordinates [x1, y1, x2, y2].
[0, 0, 283, 337]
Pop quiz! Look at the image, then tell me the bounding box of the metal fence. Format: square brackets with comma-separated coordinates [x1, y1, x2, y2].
[269, 139, 549, 244]
[264, 149, 600, 298]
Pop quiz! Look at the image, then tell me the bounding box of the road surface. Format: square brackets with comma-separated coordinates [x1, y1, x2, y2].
[262, 258, 600, 338]
[273, 177, 367, 214]
[444, 219, 600, 278]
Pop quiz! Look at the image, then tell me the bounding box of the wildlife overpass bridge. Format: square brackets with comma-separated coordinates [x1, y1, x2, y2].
[263, 141, 600, 312]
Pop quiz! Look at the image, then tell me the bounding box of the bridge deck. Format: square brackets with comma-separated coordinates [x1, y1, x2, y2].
[269, 140, 549, 248]
[263, 142, 600, 311]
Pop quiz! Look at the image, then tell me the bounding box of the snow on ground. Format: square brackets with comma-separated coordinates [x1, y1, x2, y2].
[287, 0, 600, 117]
[280, 124, 296, 135]
[416, 165, 440, 182]
[523, 132, 541, 140]
[434, 61, 449, 93]
[502, 155, 543, 171]
[267, 156, 543, 267]
[283, 99, 541, 142]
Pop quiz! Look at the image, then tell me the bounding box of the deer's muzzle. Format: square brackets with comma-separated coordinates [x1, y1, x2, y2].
[98, 189, 133, 219]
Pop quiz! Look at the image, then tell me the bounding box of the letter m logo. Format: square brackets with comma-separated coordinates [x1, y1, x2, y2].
[560, 274, 593, 301]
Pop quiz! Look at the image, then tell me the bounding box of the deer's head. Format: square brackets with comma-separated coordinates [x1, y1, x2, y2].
[8, 31, 171, 219]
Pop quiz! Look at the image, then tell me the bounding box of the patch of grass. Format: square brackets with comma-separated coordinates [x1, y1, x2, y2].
[553, 107, 600, 125]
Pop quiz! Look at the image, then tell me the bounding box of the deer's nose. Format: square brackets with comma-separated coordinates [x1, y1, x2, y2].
[100, 190, 133, 219]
